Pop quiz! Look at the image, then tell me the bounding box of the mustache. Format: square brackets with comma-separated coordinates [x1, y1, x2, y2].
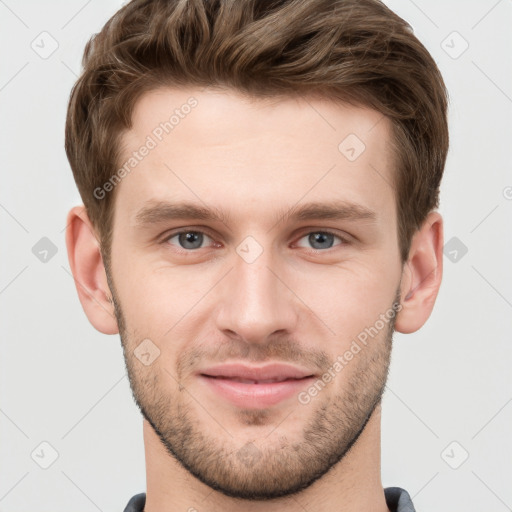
[176, 337, 332, 378]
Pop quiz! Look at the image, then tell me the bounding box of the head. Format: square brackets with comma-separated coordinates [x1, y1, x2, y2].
[65, 0, 448, 500]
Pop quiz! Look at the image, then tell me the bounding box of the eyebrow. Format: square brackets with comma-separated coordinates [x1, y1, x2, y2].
[134, 199, 377, 228]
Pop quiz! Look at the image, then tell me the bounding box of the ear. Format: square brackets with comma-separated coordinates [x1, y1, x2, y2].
[65, 205, 119, 335]
[395, 211, 444, 334]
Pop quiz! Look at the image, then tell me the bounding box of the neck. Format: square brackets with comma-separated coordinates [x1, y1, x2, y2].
[143, 404, 390, 512]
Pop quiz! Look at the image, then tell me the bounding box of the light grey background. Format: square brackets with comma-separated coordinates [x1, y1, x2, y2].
[1, 0, 511, 510]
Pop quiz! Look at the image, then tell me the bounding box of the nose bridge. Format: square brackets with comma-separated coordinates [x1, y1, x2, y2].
[215, 241, 297, 343]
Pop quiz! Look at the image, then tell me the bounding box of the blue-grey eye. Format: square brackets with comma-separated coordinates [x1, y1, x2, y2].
[296, 232, 342, 250]
[167, 231, 213, 250]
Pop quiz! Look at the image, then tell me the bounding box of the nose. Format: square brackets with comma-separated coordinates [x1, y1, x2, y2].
[214, 244, 299, 345]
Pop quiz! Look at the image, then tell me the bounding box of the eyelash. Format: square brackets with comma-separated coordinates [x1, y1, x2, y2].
[161, 229, 349, 253]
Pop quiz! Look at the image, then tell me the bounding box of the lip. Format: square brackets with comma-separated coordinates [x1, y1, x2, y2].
[198, 362, 316, 408]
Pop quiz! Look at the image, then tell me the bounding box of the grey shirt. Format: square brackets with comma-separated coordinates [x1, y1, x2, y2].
[123, 487, 416, 511]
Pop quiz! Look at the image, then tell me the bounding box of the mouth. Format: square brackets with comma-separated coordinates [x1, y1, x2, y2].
[204, 376, 304, 384]
[198, 362, 316, 408]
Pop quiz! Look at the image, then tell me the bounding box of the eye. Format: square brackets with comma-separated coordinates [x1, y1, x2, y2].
[162, 229, 346, 252]
[165, 230, 215, 250]
[295, 231, 345, 250]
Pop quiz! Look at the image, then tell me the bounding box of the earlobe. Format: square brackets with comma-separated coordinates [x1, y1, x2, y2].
[65, 205, 119, 335]
[395, 211, 444, 334]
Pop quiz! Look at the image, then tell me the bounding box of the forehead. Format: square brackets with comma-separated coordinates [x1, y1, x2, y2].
[115, 86, 396, 229]
[125, 86, 390, 149]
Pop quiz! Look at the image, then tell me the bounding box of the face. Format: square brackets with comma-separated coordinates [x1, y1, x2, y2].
[107, 87, 404, 499]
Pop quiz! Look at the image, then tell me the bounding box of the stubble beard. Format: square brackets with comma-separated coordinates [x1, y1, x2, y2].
[108, 271, 398, 500]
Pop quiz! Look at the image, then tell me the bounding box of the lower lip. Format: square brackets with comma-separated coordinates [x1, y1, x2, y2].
[199, 375, 315, 408]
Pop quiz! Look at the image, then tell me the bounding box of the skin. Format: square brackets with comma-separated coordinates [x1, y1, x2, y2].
[66, 86, 443, 512]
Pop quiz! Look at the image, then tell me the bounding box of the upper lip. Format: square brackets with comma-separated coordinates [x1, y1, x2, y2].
[200, 362, 315, 381]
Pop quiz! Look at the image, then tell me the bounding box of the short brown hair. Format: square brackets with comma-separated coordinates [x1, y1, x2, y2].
[65, 0, 449, 266]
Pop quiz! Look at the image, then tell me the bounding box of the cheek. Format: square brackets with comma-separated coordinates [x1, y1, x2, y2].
[113, 258, 216, 338]
[285, 256, 400, 341]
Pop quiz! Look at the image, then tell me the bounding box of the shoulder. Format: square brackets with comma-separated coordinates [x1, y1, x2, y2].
[123, 492, 146, 512]
[384, 486, 416, 512]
